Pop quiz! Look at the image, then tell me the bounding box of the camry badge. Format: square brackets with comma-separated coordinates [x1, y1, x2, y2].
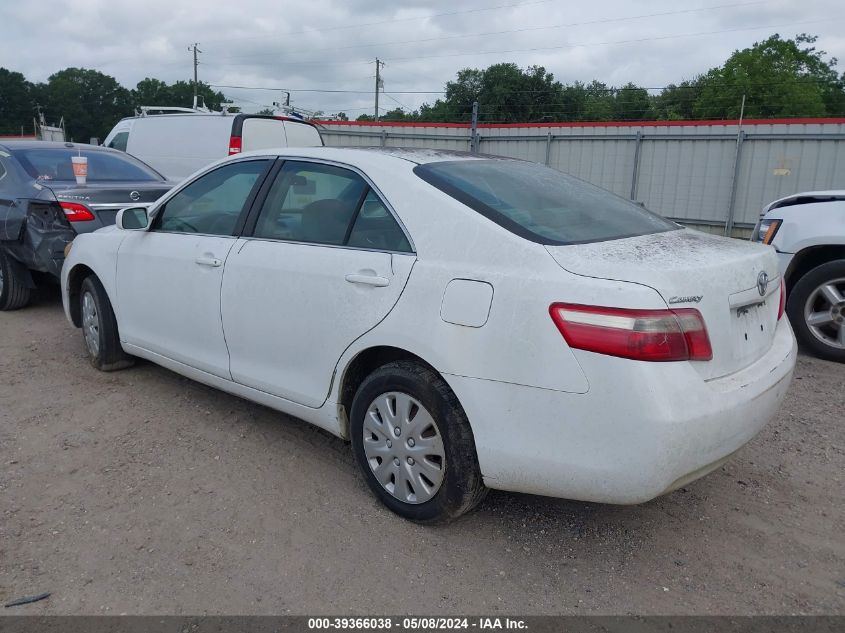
[129, 191, 141, 201]
[757, 271, 769, 297]
[668, 295, 703, 304]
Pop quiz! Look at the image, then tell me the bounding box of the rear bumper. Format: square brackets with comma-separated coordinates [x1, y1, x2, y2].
[445, 318, 797, 503]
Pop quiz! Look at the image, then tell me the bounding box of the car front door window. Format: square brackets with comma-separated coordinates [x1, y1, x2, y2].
[156, 160, 269, 236]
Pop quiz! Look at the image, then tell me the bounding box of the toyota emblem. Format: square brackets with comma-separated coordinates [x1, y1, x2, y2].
[757, 271, 769, 297]
[129, 190, 141, 201]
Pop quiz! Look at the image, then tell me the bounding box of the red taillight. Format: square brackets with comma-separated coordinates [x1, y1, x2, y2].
[778, 277, 786, 321]
[59, 201, 95, 222]
[549, 303, 713, 362]
[228, 135, 242, 155]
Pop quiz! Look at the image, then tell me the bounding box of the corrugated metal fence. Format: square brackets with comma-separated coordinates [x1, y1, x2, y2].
[317, 118, 845, 237]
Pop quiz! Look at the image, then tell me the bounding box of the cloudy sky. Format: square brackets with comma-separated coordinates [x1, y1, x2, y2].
[2, 0, 843, 117]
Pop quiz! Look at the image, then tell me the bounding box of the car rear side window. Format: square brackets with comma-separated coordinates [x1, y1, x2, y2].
[346, 191, 411, 252]
[251, 161, 411, 252]
[414, 159, 678, 245]
[11, 148, 161, 182]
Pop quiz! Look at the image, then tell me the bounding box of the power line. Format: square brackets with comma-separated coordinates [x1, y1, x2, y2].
[201, 17, 841, 70]
[210, 1, 766, 63]
[201, 0, 563, 45]
[211, 77, 845, 97]
[379, 18, 842, 64]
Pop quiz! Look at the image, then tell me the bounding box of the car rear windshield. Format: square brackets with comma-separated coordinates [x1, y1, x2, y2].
[11, 148, 162, 182]
[414, 159, 678, 245]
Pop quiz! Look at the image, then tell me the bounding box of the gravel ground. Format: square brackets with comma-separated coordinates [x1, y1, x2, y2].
[1, 289, 843, 616]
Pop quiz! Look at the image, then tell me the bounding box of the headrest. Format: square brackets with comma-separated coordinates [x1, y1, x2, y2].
[300, 199, 353, 245]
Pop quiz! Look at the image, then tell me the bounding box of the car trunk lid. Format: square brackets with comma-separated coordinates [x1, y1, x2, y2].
[44, 181, 171, 227]
[545, 228, 782, 379]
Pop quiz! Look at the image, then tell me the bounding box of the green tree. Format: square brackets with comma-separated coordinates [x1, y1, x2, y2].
[415, 63, 571, 123]
[652, 80, 701, 120]
[580, 81, 614, 121]
[41, 68, 133, 141]
[612, 83, 652, 121]
[693, 34, 842, 119]
[166, 80, 226, 110]
[0, 68, 34, 135]
[133, 78, 171, 107]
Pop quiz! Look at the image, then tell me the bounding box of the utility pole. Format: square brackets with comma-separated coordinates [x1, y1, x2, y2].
[470, 101, 479, 153]
[190, 43, 202, 109]
[374, 58, 385, 122]
[724, 93, 747, 237]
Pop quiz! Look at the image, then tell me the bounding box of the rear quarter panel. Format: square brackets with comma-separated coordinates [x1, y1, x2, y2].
[329, 160, 668, 400]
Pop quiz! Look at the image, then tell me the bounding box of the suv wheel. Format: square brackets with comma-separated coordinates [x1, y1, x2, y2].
[787, 259, 845, 363]
[350, 361, 487, 523]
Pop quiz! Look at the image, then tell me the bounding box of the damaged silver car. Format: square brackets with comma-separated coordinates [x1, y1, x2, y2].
[0, 141, 171, 310]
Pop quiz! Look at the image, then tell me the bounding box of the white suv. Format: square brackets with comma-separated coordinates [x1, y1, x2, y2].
[753, 190, 845, 362]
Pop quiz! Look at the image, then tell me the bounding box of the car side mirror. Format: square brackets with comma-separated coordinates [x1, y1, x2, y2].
[116, 207, 150, 231]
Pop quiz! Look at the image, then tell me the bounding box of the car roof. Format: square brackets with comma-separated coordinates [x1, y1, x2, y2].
[236, 145, 500, 166]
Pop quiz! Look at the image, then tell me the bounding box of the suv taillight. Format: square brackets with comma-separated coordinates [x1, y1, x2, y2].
[228, 136, 242, 155]
[549, 303, 713, 362]
[59, 201, 95, 222]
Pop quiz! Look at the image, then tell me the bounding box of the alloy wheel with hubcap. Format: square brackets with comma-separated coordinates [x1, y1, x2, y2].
[349, 360, 486, 522]
[363, 391, 446, 504]
[804, 277, 845, 350]
[81, 290, 101, 356]
[78, 275, 134, 371]
[788, 260, 845, 363]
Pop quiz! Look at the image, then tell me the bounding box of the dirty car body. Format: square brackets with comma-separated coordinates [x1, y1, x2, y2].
[0, 141, 171, 310]
[61, 147, 797, 521]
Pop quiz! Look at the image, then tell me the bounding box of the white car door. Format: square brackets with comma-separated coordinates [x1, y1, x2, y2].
[221, 160, 415, 408]
[116, 159, 272, 378]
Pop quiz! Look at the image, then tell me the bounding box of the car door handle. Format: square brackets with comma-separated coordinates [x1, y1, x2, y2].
[345, 273, 390, 287]
[195, 256, 223, 267]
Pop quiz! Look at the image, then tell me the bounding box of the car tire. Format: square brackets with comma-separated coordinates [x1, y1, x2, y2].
[0, 250, 34, 311]
[787, 259, 845, 363]
[79, 275, 134, 371]
[350, 360, 487, 523]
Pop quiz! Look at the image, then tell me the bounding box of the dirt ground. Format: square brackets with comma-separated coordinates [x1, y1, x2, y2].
[1, 289, 843, 616]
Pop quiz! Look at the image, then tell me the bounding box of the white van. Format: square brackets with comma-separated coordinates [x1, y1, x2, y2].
[103, 111, 323, 181]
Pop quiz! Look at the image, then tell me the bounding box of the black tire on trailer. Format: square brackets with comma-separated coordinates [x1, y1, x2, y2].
[350, 360, 487, 523]
[79, 275, 134, 371]
[0, 249, 34, 311]
[786, 259, 845, 363]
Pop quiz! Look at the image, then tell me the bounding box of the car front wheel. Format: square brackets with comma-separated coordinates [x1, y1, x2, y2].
[350, 361, 486, 523]
[79, 275, 134, 371]
[787, 259, 845, 363]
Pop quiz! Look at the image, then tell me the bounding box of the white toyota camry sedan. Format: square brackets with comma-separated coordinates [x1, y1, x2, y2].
[62, 147, 797, 522]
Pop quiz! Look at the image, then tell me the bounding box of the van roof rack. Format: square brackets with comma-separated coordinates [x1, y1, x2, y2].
[138, 106, 228, 116]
